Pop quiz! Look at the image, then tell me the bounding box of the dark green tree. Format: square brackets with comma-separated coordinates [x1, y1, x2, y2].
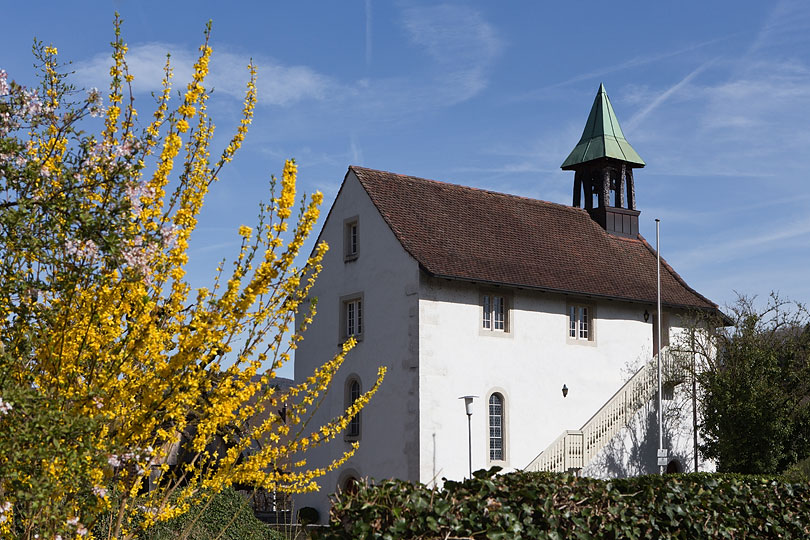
[694, 295, 810, 474]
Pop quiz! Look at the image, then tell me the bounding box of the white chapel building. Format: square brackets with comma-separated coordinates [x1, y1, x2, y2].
[293, 85, 722, 521]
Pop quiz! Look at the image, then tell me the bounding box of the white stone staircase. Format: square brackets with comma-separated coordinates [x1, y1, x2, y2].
[524, 347, 682, 473]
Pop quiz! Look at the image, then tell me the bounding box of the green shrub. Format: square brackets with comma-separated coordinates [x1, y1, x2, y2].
[783, 455, 810, 483]
[135, 488, 282, 540]
[318, 467, 810, 539]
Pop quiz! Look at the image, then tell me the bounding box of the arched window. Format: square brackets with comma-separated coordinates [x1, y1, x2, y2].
[342, 476, 359, 495]
[337, 469, 361, 496]
[488, 393, 504, 461]
[346, 378, 361, 439]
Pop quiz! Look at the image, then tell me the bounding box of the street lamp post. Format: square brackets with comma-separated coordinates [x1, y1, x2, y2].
[459, 396, 477, 479]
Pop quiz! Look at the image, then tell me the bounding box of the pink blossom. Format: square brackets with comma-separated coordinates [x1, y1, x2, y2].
[87, 87, 104, 117]
[0, 69, 8, 95]
[22, 89, 42, 118]
[0, 397, 12, 415]
[125, 181, 155, 216]
[65, 239, 99, 261]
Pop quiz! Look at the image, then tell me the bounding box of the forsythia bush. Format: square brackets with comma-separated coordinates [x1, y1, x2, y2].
[0, 17, 384, 540]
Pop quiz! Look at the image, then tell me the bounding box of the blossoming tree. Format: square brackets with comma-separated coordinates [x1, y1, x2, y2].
[0, 18, 384, 540]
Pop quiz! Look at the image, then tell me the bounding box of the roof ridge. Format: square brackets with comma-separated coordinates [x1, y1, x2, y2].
[349, 165, 586, 216]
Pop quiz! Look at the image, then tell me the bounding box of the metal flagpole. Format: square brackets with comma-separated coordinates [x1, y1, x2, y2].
[656, 219, 665, 475]
[692, 342, 699, 472]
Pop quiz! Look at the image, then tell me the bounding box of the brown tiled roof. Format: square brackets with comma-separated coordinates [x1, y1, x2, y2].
[349, 166, 718, 311]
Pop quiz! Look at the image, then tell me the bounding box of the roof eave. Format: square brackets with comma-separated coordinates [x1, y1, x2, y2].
[419, 265, 722, 316]
[561, 140, 646, 170]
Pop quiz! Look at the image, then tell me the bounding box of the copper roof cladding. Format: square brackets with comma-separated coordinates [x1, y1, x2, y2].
[349, 166, 717, 311]
[561, 83, 645, 170]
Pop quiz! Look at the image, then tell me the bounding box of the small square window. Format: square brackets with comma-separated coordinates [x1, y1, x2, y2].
[344, 217, 359, 261]
[568, 304, 594, 342]
[482, 293, 509, 333]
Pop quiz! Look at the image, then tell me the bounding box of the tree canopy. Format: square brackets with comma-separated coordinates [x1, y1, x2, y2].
[694, 295, 810, 474]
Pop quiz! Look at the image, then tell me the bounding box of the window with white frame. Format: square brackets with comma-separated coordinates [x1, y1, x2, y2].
[344, 217, 359, 261]
[344, 298, 363, 339]
[488, 393, 505, 461]
[482, 294, 508, 332]
[568, 304, 593, 341]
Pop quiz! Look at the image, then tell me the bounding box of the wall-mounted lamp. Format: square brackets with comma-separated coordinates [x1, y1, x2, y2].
[644, 310, 650, 322]
[562, 384, 568, 398]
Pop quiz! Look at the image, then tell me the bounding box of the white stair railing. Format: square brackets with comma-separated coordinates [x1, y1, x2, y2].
[525, 348, 680, 473]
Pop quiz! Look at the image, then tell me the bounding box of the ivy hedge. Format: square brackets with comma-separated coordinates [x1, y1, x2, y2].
[141, 487, 283, 540]
[318, 468, 810, 539]
[90, 488, 283, 540]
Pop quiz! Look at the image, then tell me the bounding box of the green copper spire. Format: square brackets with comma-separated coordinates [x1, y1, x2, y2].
[561, 84, 645, 170]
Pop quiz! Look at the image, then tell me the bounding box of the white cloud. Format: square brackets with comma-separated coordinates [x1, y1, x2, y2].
[626, 60, 715, 131]
[702, 61, 810, 132]
[401, 4, 502, 104]
[74, 43, 338, 107]
[749, 0, 810, 54]
[613, 9, 810, 184]
[350, 135, 363, 164]
[72, 5, 501, 122]
[514, 34, 737, 101]
[674, 216, 810, 269]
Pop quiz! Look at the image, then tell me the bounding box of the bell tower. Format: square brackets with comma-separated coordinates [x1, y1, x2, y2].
[561, 84, 645, 238]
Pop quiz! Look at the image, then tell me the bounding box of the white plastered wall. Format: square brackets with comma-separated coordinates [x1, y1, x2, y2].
[417, 276, 670, 485]
[293, 170, 420, 522]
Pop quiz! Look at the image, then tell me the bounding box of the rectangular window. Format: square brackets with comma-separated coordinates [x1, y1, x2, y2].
[482, 294, 508, 332]
[494, 297, 505, 330]
[568, 304, 593, 341]
[344, 217, 359, 261]
[349, 223, 358, 255]
[340, 293, 364, 342]
[483, 295, 491, 329]
[346, 299, 362, 337]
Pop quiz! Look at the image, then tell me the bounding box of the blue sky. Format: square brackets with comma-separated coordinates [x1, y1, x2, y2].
[4, 2, 810, 375]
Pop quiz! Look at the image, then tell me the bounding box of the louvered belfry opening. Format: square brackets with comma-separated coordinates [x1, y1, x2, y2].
[562, 84, 645, 238]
